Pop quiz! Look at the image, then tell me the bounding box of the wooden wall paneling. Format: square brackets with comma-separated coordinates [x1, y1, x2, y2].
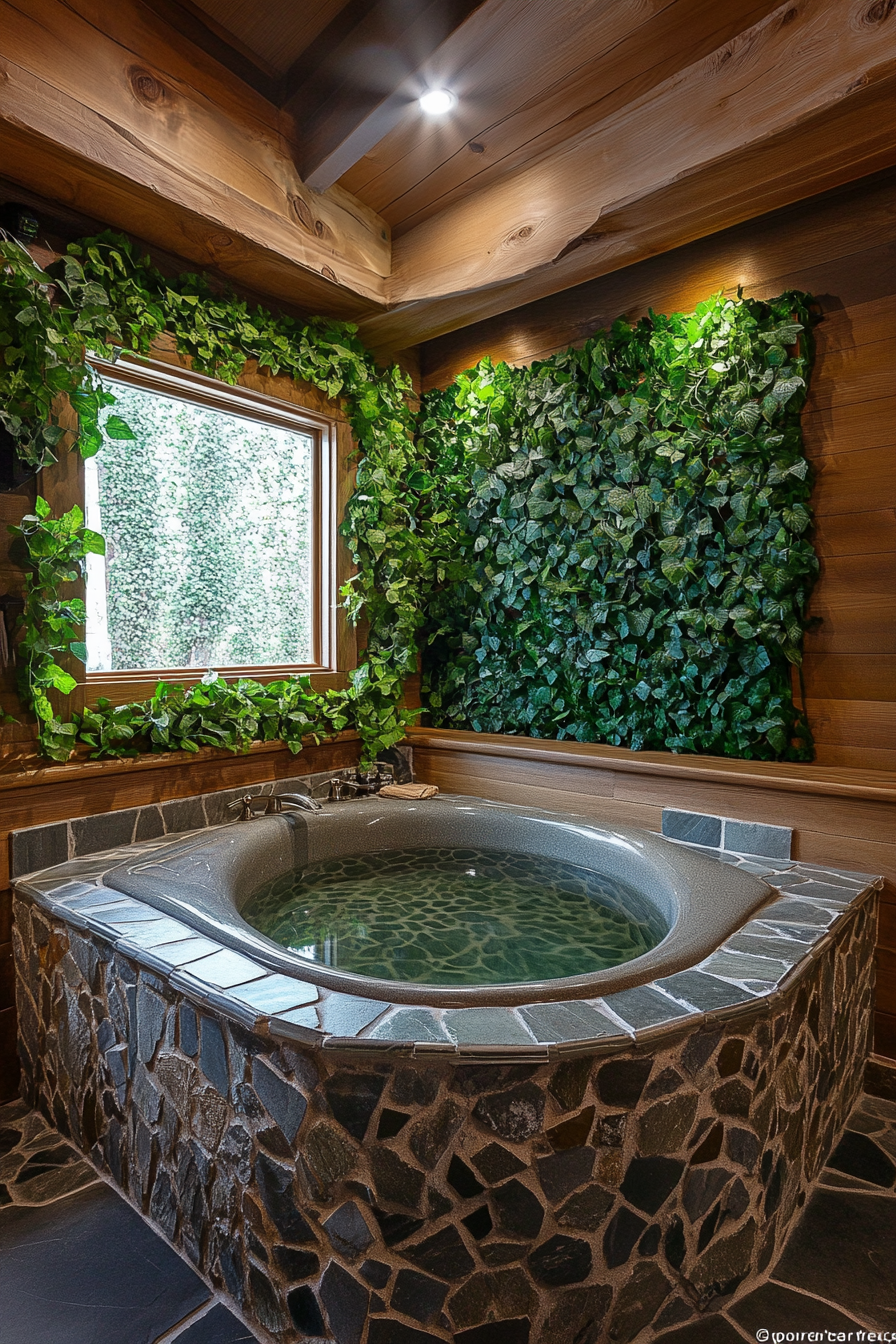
[805, 701, 896, 772]
[812, 295, 895, 356]
[812, 511, 896, 559]
[418, 171, 896, 387]
[808, 448, 893, 517]
[0, 1006, 17, 1103]
[806, 335, 895, 414]
[799, 654, 896, 703]
[803, 396, 896, 459]
[804, 553, 896, 655]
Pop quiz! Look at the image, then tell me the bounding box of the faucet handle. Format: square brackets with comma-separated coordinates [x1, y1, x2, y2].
[227, 794, 263, 822]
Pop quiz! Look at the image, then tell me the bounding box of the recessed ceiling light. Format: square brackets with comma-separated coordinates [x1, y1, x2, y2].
[419, 89, 456, 115]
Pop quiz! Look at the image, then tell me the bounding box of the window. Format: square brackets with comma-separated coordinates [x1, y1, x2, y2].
[82, 356, 338, 683]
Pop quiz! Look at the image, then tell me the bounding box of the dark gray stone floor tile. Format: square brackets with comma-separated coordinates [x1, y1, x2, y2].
[656, 971, 755, 1013]
[519, 1001, 620, 1043]
[827, 1131, 896, 1188]
[772, 1187, 896, 1324]
[10, 822, 69, 879]
[171, 1303, 257, 1343]
[761, 899, 838, 928]
[316, 993, 390, 1037]
[723, 818, 791, 860]
[370, 1009, 450, 1043]
[730, 1280, 865, 1333]
[0, 1183, 210, 1343]
[443, 1008, 534, 1046]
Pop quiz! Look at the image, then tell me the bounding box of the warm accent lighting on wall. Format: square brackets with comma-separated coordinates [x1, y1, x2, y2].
[419, 88, 457, 115]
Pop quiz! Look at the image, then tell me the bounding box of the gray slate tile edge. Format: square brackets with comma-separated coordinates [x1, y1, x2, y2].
[11, 832, 879, 1058]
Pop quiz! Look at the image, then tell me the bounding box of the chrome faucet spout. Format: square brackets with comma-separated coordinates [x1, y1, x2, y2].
[226, 791, 322, 820]
[276, 792, 323, 813]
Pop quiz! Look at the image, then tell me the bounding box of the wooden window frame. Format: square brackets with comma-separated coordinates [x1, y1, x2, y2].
[41, 345, 359, 712]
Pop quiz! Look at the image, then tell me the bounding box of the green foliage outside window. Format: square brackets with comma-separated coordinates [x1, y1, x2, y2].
[91, 383, 314, 672]
[418, 292, 818, 760]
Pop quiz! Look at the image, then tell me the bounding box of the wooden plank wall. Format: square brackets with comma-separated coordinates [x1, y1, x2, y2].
[421, 168, 896, 773]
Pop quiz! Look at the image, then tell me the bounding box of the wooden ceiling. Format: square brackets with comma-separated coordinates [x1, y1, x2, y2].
[0, 0, 893, 358]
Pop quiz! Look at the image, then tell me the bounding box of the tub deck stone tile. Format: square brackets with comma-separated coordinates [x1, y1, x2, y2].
[601, 984, 693, 1031]
[518, 1001, 623, 1044]
[442, 1008, 537, 1047]
[171, 947, 269, 991]
[697, 949, 793, 986]
[654, 969, 758, 1013]
[228, 973, 320, 1015]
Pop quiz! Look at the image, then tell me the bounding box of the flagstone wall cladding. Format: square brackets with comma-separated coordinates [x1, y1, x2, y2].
[12, 889, 875, 1344]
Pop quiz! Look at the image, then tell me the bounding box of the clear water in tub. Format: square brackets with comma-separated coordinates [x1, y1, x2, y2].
[241, 847, 665, 986]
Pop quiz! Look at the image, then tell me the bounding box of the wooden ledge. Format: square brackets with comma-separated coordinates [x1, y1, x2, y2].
[0, 731, 361, 795]
[406, 728, 896, 804]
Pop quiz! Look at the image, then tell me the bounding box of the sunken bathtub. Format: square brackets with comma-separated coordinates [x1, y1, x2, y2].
[11, 790, 880, 1344]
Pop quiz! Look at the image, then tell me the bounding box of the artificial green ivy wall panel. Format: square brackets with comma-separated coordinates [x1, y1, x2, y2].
[418, 292, 818, 761]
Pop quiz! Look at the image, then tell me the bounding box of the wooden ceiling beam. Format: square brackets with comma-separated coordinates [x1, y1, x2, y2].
[342, 0, 783, 234]
[0, 0, 390, 316]
[385, 0, 895, 304]
[358, 68, 896, 358]
[283, 0, 488, 191]
[139, 0, 282, 101]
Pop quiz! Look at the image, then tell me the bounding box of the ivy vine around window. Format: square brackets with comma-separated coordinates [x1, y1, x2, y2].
[1, 230, 429, 762]
[415, 291, 818, 761]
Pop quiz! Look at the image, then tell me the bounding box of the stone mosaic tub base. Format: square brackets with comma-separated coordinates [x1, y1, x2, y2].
[13, 868, 878, 1343]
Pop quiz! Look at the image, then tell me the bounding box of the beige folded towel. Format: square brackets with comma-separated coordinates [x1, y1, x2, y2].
[379, 782, 439, 800]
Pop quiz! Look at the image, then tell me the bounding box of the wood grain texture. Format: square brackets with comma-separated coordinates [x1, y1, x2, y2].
[0, 943, 12, 1013]
[418, 170, 896, 387]
[800, 655, 896, 702]
[875, 1011, 896, 1061]
[0, 0, 390, 313]
[360, 76, 896, 353]
[803, 396, 896, 460]
[387, 0, 896, 301]
[811, 446, 896, 517]
[877, 948, 896, 1016]
[805, 553, 896, 655]
[812, 510, 896, 558]
[878, 898, 896, 951]
[342, 0, 782, 229]
[0, 1006, 17, 1104]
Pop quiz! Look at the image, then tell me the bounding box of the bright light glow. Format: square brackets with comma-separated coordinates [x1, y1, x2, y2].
[419, 88, 456, 115]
